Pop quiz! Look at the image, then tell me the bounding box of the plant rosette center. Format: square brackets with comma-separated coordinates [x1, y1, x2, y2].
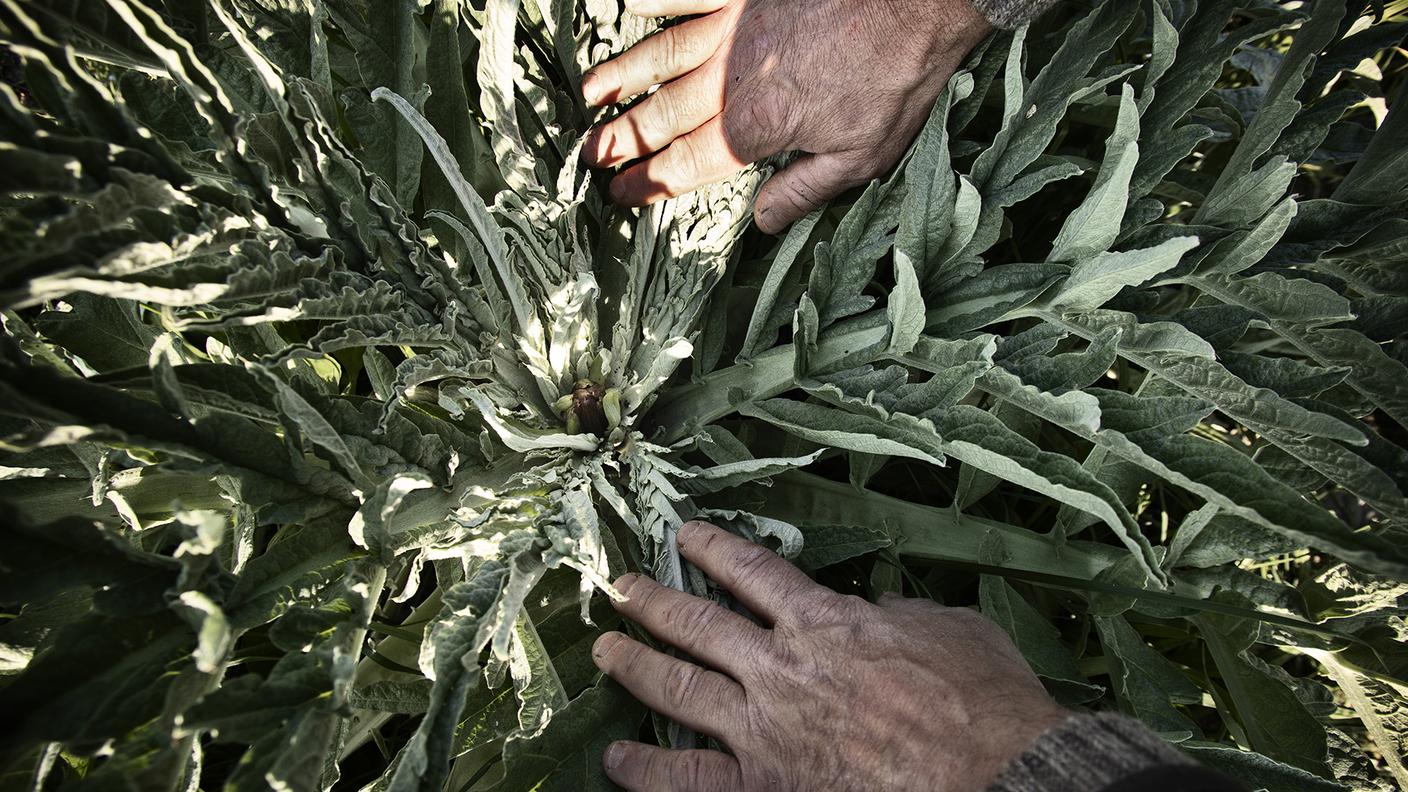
[554, 379, 622, 437]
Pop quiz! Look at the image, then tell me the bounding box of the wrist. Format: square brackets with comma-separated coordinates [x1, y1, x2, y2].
[970, 701, 1069, 789]
[905, 0, 995, 74]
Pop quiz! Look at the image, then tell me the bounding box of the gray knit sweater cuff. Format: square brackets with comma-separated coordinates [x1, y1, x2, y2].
[986, 713, 1194, 792]
[968, 0, 1060, 29]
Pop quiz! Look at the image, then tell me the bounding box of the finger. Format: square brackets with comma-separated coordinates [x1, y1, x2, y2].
[754, 152, 872, 234]
[604, 741, 743, 792]
[675, 521, 826, 625]
[610, 572, 768, 675]
[624, 0, 730, 19]
[607, 113, 759, 206]
[582, 14, 728, 106]
[593, 631, 744, 735]
[582, 60, 724, 168]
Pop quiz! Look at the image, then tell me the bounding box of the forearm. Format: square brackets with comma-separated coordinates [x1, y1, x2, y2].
[987, 713, 1246, 792]
[967, 0, 1060, 28]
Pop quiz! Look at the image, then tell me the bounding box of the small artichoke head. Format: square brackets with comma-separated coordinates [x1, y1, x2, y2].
[553, 379, 622, 437]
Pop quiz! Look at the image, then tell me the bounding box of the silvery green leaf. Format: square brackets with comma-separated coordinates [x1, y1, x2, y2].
[979, 536, 1103, 702]
[1049, 236, 1199, 314]
[885, 244, 925, 357]
[349, 472, 436, 562]
[1304, 649, 1408, 789]
[793, 522, 891, 572]
[894, 72, 973, 288]
[400, 530, 547, 787]
[1195, 197, 1297, 276]
[740, 398, 946, 466]
[256, 368, 370, 489]
[676, 450, 823, 496]
[542, 482, 618, 618]
[1201, 0, 1344, 220]
[492, 680, 645, 791]
[336, 1, 426, 210]
[349, 680, 433, 715]
[507, 612, 567, 737]
[977, 367, 1103, 436]
[476, 0, 542, 194]
[973, 2, 1138, 192]
[1196, 601, 1331, 777]
[1183, 744, 1347, 792]
[999, 326, 1119, 394]
[1095, 614, 1200, 739]
[806, 177, 895, 328]
[739, 209, 821, 362]
[925, 262, 1067, 335]
[1196, 155, 1298, 229]
[373, 88, 538, 340]
[939, 405, 1163, 582]
[1048, 83, 1140, 263]
[1334, 78, 1408, 206]
[701, 509, 805, 561]
[455, 386, 597, 453]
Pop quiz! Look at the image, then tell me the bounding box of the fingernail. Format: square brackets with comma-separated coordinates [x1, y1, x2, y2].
[754, 206, 780, 235]
[580, 127, 601, 165]
[581, 72, 605, 106]
[613, 573, 640, 596]
[593, 631, 623, 660]
[604, 742, 626, 770]
[677, 520, 707, 548]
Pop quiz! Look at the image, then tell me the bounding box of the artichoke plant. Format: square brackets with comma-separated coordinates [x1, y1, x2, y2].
[0, 0, 1406, 790]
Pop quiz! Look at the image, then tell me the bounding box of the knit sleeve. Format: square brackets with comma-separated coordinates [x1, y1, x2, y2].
[985, 713, 1246, 792]
[966, 0, 1061, 29]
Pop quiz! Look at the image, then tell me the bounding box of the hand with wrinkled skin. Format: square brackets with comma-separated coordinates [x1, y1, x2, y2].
[578, 0, 992, 233]
[592, 520, 1068, 791]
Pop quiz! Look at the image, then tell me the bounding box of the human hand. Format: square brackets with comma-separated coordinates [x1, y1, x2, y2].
[578, 0, 992, 233]
[592, 520, 1068, 791]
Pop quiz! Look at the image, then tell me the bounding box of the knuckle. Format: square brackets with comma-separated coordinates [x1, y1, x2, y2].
[797, 592, 864, 627]
[726, 94, 792, 154]
[643, 90, 693, 146]
[729, 541, 777, 577]
[663, 31, 686, 71]
[674, 599, 720, 646]
[672, 136, 705, 178]
[652, 93, 681, 134]
[773, 173, 822, 213]
[741, 95, 783, 133]
[664, 662, 704, 710]
[659, 28, 698, 73]
[860, 150, 899, 182]
[765, 640, 804, 677]
[775, 645, 823, 687]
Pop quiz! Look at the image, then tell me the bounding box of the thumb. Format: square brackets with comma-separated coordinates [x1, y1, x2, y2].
[754, 152, 867, 235]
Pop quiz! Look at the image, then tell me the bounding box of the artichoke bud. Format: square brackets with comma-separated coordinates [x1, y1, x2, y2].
[567, 379, 608, 436]
[552, 393, 575, 415]
[602, 388, 622, 429]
